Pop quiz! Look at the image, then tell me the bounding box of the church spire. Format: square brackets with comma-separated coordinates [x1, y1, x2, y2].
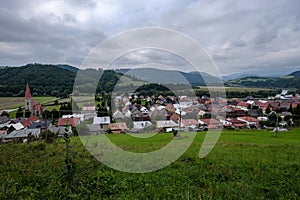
[25, 83, 32, 99]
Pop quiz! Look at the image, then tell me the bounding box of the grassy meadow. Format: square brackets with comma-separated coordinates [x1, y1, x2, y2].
[0, 97, 56, 110]
[0, 129, 299, 199]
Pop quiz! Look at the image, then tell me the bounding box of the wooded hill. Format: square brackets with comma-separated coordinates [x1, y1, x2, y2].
[225, 74, 300, 89]
[0, 64, 125, 97]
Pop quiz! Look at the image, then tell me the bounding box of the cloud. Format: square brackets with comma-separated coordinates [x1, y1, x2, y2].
[0, 0, 299, 75]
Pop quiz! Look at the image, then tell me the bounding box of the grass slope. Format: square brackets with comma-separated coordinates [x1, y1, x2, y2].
[0, 129, 299, 199]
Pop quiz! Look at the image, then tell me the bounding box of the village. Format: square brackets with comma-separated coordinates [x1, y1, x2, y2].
[0, 84, 300, 143]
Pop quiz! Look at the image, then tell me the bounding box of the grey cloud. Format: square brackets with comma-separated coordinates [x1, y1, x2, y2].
[0, 0, 300, 76]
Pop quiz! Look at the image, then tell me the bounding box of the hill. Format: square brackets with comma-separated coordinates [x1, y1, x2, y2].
[225, 75, 300, 89]
[0, 64, 139, 97]
[0, 64, 76, 97]
[289, 71, 300, 77]
[222, 73, 259, 81]
[57, 64, 79, 73]
[115, 68, 222, 86]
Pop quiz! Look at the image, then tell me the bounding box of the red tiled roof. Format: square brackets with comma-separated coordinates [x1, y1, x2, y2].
[238, 116, 260, 123]
[237, 101, 249, 108]
[33, 100, 43, 110]
[256, 101, 269, 108]
[57, 118, 80, 127]
[21, 120, 31, 127]
[21, 116, 39, 127]
[108, 123, 128, 131]
[233, 123, 247, 127]
[181, 119, 198, 126]
[28, 116, 39, 122]
[170, 113, 180, 122]
[200, 118, 221, 125]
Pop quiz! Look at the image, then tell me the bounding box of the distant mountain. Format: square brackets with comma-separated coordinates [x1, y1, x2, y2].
[115, 68, 222, 86]
[289, 71, 300, 77]
[222, 73, 259, 81]
[114, 68, 131, 75]
[225, 75, 300, 89]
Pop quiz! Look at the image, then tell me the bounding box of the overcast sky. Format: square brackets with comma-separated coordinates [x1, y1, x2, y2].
[0, 0, 300, 75]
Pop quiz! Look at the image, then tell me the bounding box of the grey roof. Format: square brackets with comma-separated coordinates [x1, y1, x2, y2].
[0, 116, 10, 124]
[28, 121, 51, 129]
[47, 124, 72, 137]
[4, 128, 40, 139]
[10, 117, 26, 124]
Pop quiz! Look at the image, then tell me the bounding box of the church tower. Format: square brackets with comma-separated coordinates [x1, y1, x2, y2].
[25, 83, 33, 114]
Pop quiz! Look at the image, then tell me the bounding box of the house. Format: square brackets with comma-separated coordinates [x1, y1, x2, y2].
[57, 118, 80, 127]
[21, 116, 39, 128]
[6, 122, 24, 134]
[236, 101, 249, 110]
[221, 118, 247, 129]
[180, 119, 199, 131]
[93, 116, 110, 130]
[133, 121, 152, 130]
[226, 107, 247, 117]
[170, 113, 180, 123]
[248, 109, 263, 117]
[47, 124, 72, 137]
[28, 121, 51, 130]
[255, 100, 269, 112]
[3, 128, 40, 142]
[0, 116, 10, 129]
[112, 110, 125, 120]
[199, 118, 222, 129]
[10, 117, 26, 124]
[86, 124, 105, 134]
[62, 114, 85, 122]
[132, 109, 150, 121]
[108, 123, 129, 133]
[81, 104, 96, 120]
[237, 116, 260, 127]
[156, 120, 178, 132]
[0, 116, 10, 125]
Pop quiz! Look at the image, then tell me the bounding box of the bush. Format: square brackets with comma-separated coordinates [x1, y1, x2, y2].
[40, 130, 57, 143]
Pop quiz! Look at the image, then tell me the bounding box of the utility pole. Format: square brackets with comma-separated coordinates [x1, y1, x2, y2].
[275, 112, 279, 137]
[178, 106, 182, 137]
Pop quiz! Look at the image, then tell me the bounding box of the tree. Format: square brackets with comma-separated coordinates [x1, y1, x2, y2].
[97, 102, 109, 117]
[16, 107, 24, 118]
[265, 105, 272, 114]
[268, 111, 277, 127]
[288, 105, 293, 113]
[41, 130, 57, 143]
[25, 109, 31, 118]
[293, 104, 300, 115]
[42, 110, 51, 119]
[51, 109, 59, 120]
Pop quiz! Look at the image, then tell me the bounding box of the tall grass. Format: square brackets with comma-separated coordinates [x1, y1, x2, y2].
[0, 129, 299, 199]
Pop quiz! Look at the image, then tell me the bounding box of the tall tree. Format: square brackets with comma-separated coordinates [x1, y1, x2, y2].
[16, 107, 24, 118]
[25, 109, 31, 118]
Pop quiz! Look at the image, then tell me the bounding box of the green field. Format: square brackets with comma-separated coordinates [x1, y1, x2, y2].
[0, 129, 299, 199]
[0, 97, 56, 110]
